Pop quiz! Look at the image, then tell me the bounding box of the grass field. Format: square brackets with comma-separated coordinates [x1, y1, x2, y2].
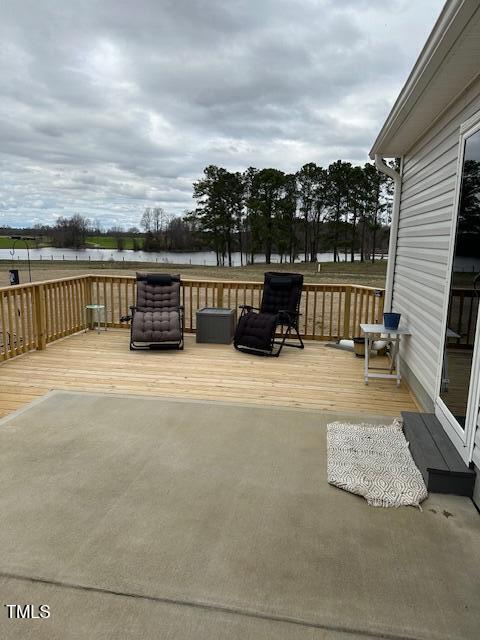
[0, 237, 15, 249]
[0, 259, 387, 288]
[0, 235, 143, 250]
[0, 236, 51, 249]
[86, 236, 144, 250]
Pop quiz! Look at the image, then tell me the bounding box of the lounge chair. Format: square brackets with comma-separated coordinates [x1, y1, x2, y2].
[121, 273, 184, 350]
[233, 272, 304, 357]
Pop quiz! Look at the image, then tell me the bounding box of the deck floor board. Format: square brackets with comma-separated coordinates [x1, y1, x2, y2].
[0, 330, 417, 417]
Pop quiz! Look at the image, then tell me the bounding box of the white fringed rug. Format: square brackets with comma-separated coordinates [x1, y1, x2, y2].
[327, 419, 428, 508]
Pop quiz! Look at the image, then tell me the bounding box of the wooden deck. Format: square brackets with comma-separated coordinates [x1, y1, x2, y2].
[0, 330, 418, 418]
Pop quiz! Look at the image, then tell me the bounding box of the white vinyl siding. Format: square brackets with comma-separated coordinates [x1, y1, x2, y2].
[392, 75, 480, 405]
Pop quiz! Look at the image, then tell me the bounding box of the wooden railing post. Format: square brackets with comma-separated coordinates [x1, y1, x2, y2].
[86, 275, 93, 305]
[0, 291, 7, 360]
[343, 287, 352, 339]
[82, 275, 93, 331]
[216, 282, 224, 308]
[34, 284, 46, 350]
[377, 289, 385, 324]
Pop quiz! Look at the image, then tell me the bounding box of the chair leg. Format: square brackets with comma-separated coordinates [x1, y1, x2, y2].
[273, 324, 304, 351]
[272, 333, 287, 356]
[292, 325, 305, 349]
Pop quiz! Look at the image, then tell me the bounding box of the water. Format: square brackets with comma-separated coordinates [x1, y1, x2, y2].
[1, 247, 351, 266]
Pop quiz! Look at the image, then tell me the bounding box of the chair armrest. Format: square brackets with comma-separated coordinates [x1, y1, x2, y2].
[278, 309, 300, 316]
[121, 304, 138, 323]
[278, 309, 301, 321]
[239, 304, 259, 312]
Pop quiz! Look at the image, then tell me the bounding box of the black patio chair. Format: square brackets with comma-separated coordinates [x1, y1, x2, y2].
[233, 272, 304, 357]
[120, 273, 184, 350]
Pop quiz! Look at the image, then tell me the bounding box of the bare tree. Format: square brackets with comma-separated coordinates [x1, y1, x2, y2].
[140, 208, 153, 233]
[109, 226, 125, 251]
[52, 214, 89, 249]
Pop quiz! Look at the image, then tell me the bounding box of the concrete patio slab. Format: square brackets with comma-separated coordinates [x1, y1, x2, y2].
[0, 391, 478, 640]
[0, 573, 385, 640]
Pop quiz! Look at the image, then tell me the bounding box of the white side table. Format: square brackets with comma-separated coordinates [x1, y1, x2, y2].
[360, 323, 411, 386]
[85, 304, 107, 334]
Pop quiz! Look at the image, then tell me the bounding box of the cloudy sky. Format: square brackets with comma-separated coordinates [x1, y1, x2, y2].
[1, 0, 444, 230]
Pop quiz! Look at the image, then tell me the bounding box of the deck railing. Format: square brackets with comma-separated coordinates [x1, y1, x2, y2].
[88, 275, 385, 340]
[446, 288, 479, 348]
[0, 275, 385, 360]
[0, 276, 90, 360]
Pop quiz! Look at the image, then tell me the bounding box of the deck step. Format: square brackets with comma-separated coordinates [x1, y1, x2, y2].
[401, 412, 475, 497]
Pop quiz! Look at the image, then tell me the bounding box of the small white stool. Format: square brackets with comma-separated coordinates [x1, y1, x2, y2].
[85, 304, 107, 334]
[360, 323, 411, 386]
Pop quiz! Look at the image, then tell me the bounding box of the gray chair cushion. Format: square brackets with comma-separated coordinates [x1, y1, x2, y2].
[136, 272, 181, 311]
[132, 310, 181, 343]
[132, 273, 182, 345]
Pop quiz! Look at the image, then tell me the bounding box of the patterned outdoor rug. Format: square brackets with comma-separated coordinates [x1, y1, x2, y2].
[327, 419, 428, 508]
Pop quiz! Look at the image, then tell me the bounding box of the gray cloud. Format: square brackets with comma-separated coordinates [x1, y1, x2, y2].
[0, 0, 443, 228]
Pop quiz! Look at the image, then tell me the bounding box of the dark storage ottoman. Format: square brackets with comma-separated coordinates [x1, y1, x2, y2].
[196, 307, 236, 344]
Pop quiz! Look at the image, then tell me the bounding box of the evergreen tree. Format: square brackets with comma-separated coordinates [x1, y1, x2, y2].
[192, 165, 241, 266]
[297, 163, 318, 262]
[325, 161, 351, 262]
[246, 168, 286, 264]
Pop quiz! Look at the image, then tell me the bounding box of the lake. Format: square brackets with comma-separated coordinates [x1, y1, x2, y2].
[1, 247, 352, 265]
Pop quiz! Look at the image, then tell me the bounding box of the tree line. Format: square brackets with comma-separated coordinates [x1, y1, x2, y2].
[188, 160, 393, 266]
[12, 211, 198, 252]
[4, 158, 394, 262]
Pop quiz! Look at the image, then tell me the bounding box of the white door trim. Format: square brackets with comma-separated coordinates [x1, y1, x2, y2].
[467, 311, 480, 462]
[434, 114, 480, 461]
[435, 400, 470, 464]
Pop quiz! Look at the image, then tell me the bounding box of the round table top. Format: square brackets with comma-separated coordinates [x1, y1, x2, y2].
[85, 304, 105, 309]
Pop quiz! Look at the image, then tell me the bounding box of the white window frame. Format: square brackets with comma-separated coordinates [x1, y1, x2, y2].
[434, 112, 480, 464]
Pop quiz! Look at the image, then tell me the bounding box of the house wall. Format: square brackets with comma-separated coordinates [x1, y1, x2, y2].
[392, 76, 480, 478]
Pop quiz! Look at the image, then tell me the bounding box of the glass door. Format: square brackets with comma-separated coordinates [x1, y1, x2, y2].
[439, 129, 480, 434]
